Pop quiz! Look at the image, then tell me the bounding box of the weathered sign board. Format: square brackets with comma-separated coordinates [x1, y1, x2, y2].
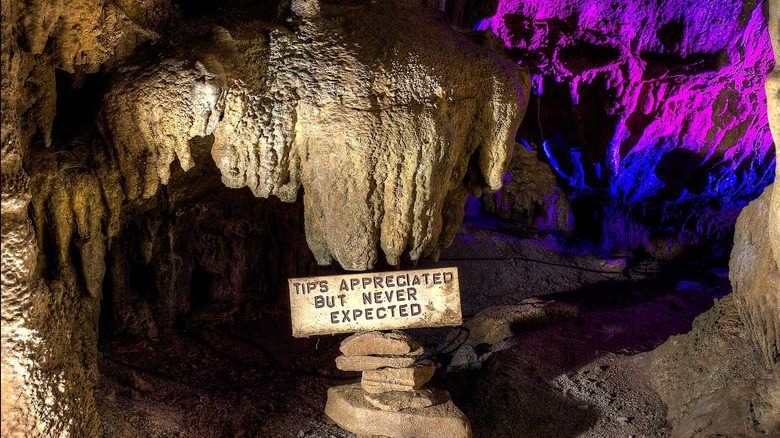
[288, 267, 462, 337]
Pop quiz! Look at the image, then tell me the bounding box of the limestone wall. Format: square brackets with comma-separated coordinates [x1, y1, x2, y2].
[730, 0, 780, 369]
[649, 2, 779, 434]
[478, 0, 775, 256]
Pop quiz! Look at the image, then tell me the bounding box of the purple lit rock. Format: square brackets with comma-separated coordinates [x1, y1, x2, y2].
[476, 0, 775, 253]
[482, 146, 573, 232]
[482, 0, 774, 201]
[649, 3, 780, 435]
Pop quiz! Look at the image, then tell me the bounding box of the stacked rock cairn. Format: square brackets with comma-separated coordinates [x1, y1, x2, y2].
[325, 331, 472, 438]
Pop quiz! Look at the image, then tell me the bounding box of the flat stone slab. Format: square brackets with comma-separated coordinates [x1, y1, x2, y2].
[335, 354, 418, 371]
[464, 299, 578, 345]
[362, 365, 435, 394]
[364, 389, 448, 411]
[340, 331, 423, 357]
[326, 384, 472, 438]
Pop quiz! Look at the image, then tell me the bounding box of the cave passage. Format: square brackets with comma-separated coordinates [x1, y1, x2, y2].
[2, 0, 778, 437]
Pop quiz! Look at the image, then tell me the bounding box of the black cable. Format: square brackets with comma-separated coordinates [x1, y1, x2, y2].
[416, 325, 471, 364]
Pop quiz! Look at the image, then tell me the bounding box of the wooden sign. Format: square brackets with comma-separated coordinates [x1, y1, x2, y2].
[288, 267, 462, 337]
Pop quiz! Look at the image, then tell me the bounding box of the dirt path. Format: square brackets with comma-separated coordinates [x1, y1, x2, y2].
[97, 232, 730, 437]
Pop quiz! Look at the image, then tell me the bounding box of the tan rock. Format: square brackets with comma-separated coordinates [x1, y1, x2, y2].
[326, 384, 472, 438]
[94, 2, 529, 272]
[340, 331, 423, 357]
[203, 5, 530, 270]
[364, 389, 447, 412]
[361, 365, 436, 394]
[730, 185, 780, 368]
[649, 298, 780, 436]
[17, 0, 164, 73]
[129, 373, 156, 393]
[99, 57, 222, 200]
[464, 299, 579, 346]
[482, 145, 572, 233]
[335, 355, 418, 372]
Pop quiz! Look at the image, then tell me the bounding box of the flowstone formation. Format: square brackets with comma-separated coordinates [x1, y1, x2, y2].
[99, 0, 530, 270]
[325, 331, 472, 438]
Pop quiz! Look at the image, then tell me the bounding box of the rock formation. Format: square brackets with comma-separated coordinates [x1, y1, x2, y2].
[729, 0, 780, 387]
[1, 1, 527, 435]
[731, 185, 780, 368]
[325, 331, 472, 438]
[97, 2, 530, 270]
[770, 0, 780, 273]
[649, 0, 780, 435]
[475, 0, 775, 255]
[649, 297, 779, 436]
[482, 146, 573, 232]
[447, 299, 579, 371]
[2, 0, 169, 435]
[2, 0, 778, 436]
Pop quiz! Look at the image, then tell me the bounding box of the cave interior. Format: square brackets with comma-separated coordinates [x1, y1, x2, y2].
[1, 0, 779, 437]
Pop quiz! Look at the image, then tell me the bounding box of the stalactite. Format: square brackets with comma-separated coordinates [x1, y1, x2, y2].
[98, 57, 224, 200]
[98, 5, 530, 270]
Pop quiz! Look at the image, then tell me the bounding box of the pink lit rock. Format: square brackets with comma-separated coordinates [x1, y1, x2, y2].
[484, 0, 774, 200]
[476, 0, 775, 254]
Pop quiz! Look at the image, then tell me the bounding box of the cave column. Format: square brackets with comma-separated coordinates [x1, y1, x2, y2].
[1, 0, 47, 434]
[2, 0, 102, 435]
[730, 0, 780, 369]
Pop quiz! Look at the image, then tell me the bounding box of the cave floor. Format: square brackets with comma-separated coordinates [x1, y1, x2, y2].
[96, 230, 731, 438]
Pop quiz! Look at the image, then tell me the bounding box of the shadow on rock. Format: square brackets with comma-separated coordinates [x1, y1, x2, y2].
[465, 350, 598, 437]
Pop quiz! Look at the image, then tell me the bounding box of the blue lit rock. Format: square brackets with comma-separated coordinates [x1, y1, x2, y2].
[476, 0, 775, 254]
[649, 2, 780, 435]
